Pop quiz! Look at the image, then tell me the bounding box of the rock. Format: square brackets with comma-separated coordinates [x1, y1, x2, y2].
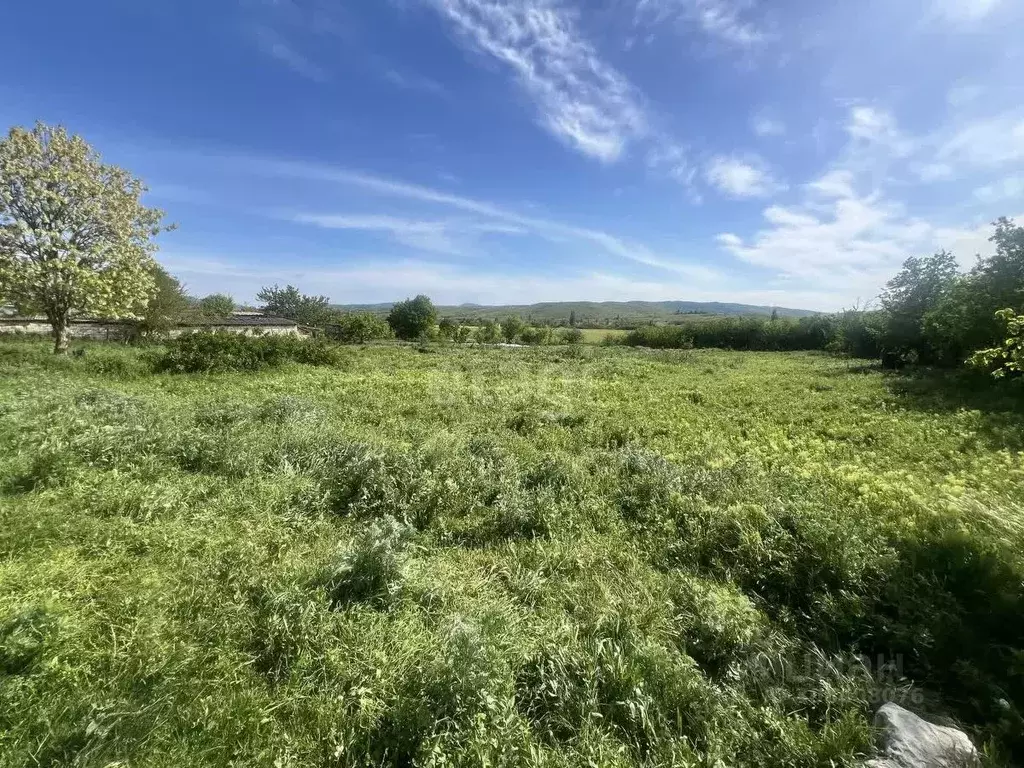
[866, 703, 979, 768]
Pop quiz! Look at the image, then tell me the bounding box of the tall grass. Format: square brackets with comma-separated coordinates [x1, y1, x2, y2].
[0, 340, 1021, 766]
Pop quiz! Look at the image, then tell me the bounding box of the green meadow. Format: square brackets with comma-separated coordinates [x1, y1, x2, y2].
[1, 340, 1022, 767]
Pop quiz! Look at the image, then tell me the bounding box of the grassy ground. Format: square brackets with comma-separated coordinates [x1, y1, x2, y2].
[579, 328, 628, 344]
[1, 340, 1023, 767]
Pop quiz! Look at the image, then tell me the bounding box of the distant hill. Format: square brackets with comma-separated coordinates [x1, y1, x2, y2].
[333, 300, 817, 329]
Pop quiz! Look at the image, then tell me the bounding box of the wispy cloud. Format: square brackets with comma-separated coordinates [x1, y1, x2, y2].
[244, 156, 713, 277]
[381, 68, 449, 97]
[290, 212, 524, 255]
[751, 113, 785, 137]
[252, 27, 328, 82]
[634, 0, 766, 48]
[704, 154, 783, 198]
[932, 0, 1001, 21]
[423, 0, 647, 162]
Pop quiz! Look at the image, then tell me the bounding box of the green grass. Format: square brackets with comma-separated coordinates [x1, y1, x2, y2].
[1, 340, 1022, 767]
[580, 328, 627, 344]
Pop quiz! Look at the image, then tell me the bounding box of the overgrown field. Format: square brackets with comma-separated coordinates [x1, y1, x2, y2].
[1, 341, 1023, 767]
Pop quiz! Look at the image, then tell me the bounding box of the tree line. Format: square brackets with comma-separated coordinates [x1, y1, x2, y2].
[1, 121, 1021, 376]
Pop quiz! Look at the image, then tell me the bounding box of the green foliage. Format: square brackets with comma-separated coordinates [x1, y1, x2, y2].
[624, 316, 838, 351]
[453, 324, 472, 344]
[560, 327, 584, 345]
[473, 319, 500, 344]
[133, 264, 190, 338]
[437, 317, 458, 340]
[500, 314, 527, 343]
[154, 331, 342, 373]
[323, 517, 413, 606]
[327, 312, 393, 344]
[0, 122, 169, 353]
[256, 284, 331, 327]
[519, 325, 551, 345]
[2, 341, 1024, 765]
[195, 293, 235, 318]
[387, 295, 437, 340]
[970, 309, 1024, 378]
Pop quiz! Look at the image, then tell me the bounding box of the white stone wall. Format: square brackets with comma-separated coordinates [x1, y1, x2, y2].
[0, 321, 133, 341]
[0, 321, 303, 339]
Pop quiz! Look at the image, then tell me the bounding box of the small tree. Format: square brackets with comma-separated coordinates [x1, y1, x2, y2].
[560, 327, 584, 345]
[569, 309, 577, 327]
[437, 317, 457, 340]
[197, 293, 235, 318]
[0, 123, 168, 353]
[500, 314, 526, 343]
[330, 312, 393, 344]
[969, 309, 1024, 379]
[474, 319, 500, 344]
[387, 295, 437, 340]
[134, 264, 190, 338]
[257, 284, 331, 327]
[453, 325, 472, 344]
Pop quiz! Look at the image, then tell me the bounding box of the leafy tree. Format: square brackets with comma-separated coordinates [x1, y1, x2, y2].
[969, 309, 1024, 378]
[453, 325, 472, 344]
[437, 317, 458, 340]
[330, 312, 393, 344]
[568, 309, 577, 327]
[520, 325, 552, 345]
[473, 320, 500, 344]
[560, 327, 584, 345]
[257, 284, 331, 327]
[924, 218, 1024, 365]
[197, 293, 235, 318]
[387, 295, 437, 340]
[880, 250, 959, 361]
[134, 264, 190, 337]
[0, 123, 168, 353]
[500, 314, 526, 343]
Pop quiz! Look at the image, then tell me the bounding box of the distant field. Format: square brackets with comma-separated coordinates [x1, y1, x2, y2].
[580, 327, 628, 343]
[1, 340, 1022, 766]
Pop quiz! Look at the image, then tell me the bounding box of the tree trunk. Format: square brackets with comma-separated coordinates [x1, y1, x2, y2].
[52, 316, 70, 355]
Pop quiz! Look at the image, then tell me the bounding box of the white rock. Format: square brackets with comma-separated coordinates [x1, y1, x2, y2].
[866, 703, 979, 768]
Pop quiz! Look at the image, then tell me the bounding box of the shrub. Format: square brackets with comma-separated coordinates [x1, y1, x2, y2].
[519, 326, 551, 345]
[388, 295, 437, 340]
[323, 517, 413, 607]
[327, 312, 393, 344]
[154, 331, 341, 373]
[560, 327, 584, 345]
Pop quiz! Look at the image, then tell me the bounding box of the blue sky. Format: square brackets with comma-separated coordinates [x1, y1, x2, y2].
[2, 0, 1022, 310]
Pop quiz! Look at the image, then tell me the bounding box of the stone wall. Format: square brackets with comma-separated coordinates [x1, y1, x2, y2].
[0, 320, 304, 340]
[0, 320, 133, 341]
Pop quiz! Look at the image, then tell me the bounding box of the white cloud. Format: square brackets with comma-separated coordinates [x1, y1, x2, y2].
[913, 163, 955, 182]
[752, 113, 785, 137]
[381, 69, 449, 97]
[807, 169, 856, 199]
[704, 154, 783, 198]
[973, 176, 1024, 203]
[291, 212, 524, 255]
[425, 0, 646, 162]
[253, 28, 328, 82]
[239, 156, 713, 277]
[846, 106, 904, 147]
[933, 0, 1001, 21]
[635, 0, 766, 48]
[936, 114, 1024, 168]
